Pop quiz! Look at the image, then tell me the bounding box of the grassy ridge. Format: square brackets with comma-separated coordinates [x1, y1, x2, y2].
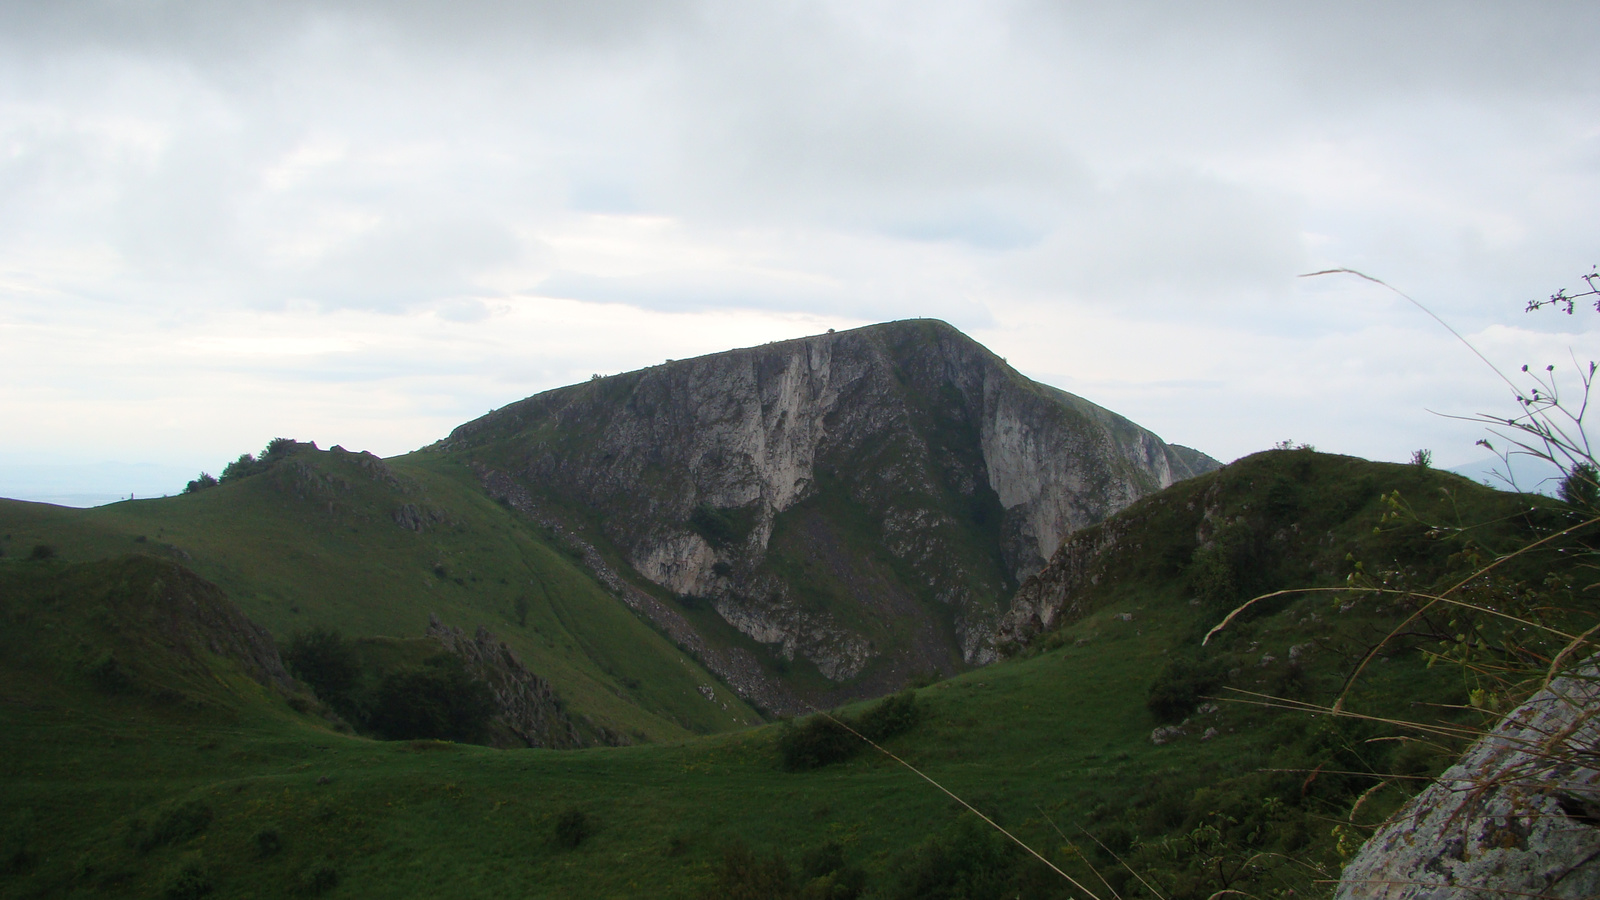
[0, 558, 1480, 899]
[0, 445, 757, 742]
[5, 451, 1590, 898]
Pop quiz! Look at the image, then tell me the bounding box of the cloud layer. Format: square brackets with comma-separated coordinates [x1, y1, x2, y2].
[2, 1, 1598, 499]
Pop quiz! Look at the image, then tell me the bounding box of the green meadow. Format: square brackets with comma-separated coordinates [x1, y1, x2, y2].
[2, 449, 1588, 898]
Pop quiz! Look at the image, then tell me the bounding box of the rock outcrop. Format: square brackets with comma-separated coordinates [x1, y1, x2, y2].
[427, 614, 583, 749]
[1335, 665, 1600, 899]
[440, 319, 1215, 704]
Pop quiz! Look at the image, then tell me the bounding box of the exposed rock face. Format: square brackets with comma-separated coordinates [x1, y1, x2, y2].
[442, 319, 1215, 704]
[996, 514, 1135, 651]
[1335, 665, 1600, 899]
[427, 614, 583, 749]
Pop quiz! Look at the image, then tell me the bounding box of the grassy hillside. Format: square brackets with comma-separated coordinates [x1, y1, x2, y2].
[4, 450, 1592, 899]
[0, 443, 757, 742]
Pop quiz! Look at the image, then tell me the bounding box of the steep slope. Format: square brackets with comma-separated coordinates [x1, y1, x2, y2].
[5, 451, 1586, 900]
[0, 554, 296, 712]
[437, 319, 1216, 706]
[996, 448, 1565, 652]
[0, 442, 759, 742]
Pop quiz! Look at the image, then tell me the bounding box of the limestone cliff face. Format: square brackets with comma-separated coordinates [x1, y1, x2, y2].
[442, 319, 1215, 705]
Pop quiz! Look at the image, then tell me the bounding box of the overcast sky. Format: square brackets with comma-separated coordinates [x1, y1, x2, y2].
[3, 1, 1598, 504]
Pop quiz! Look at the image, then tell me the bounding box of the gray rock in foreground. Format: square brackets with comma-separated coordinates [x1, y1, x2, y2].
[1335, 665, 1600, 899]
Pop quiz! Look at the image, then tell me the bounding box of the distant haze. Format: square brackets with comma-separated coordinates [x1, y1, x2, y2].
[2, 1, 1597, 502]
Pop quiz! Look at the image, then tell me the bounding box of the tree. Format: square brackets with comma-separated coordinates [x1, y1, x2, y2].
[1559, 461, 1600, 510]
[282, 628, 359, 705]
[367, 655, 497, 743]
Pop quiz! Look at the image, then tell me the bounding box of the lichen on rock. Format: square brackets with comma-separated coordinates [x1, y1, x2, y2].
[1334, 664, 1600, 899]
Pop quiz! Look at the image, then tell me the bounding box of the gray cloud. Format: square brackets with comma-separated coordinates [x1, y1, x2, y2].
[1, 0, 1598, 484]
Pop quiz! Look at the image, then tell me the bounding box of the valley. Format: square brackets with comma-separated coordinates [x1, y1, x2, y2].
[2, 322, 1596, 899]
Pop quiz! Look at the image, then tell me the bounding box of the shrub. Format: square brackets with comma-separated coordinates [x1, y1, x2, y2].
[161, 855, 212, 900]
[182, 473, 218, 494]
[130, 800, 213, 853]
[219, 453, 261, 483]
[779, 692, 924, 771]
[1146, 656, 1225, 723]
[798, 841, 866, 900]
[778, 715, 859, 772]
[294, 863, 339, 895]
[855, 691, 920, 741]
[703, 841, 795, 900]
[889, 819, 1017, 900]
[688, 504, 754, 548]
[282, 628, 360, 706]
[261, 437, 300, 461]
[218, 438, 306, 485]
[86, 652, 134, 693]
[1560, 461, 1600, 510]
[368, 655, 496, 743]
[28, 544, 54, 561]
[553, 807, 591, 849]
[1185, 524, 1262, 609]
[254, 826, 282, 857]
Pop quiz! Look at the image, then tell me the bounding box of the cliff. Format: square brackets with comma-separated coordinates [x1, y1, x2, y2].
[441, 319, 1216, 705]
[426, 615, 584, 749]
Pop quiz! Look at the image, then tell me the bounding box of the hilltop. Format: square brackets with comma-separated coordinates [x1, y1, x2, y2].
[437, 318, 1216, 708]
[1, 319, 1215, 722]
[4, 449, 1591, 899]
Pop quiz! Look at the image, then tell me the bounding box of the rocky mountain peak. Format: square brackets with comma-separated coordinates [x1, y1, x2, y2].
[443, 319, 1217, 707]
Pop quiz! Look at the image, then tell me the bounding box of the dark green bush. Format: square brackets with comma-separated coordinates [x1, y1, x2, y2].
[86, 652, 134, 693]
[1185, 523, 1263, 609]
[778, 715, 859, 771]
[889, 819, 1017, 900]
[552, 807, 591, 849]
[779, 692, 924, 771]
[219, 453, 262, 483]
[1146, 656, 1225, 723]
[855, 691, 920, 741]
[161, 856, 212, 900]
[368, 655, 496, 743]
[254, 826, 282, 857]
[28, 544, 54, 561]
[282, 628, 360, 705]
[703, 841, 795, 900]
[130, 800, 213, 853]
[295, 863, 339, 895]
[798, 841, 866, 900]
[1561, 462, 1600, 510]
[688, 504, 755, 548]
[219, 438, 307, 484]
[182, 473, 218, 494]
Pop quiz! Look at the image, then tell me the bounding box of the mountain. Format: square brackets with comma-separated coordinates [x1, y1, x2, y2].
[434, 318, 1217, 708]
[0, 319, 1213, 728]
[4, 449, 1587, 900]
[0, 442, 763, 744]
